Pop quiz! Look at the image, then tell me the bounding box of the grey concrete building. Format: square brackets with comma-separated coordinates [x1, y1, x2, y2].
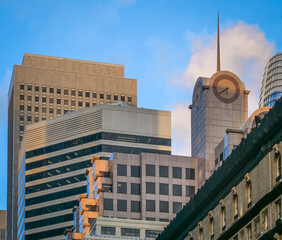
[18, 104, 171, 240]
[259, 52, 282, 107]
[8, 53, 137, 239]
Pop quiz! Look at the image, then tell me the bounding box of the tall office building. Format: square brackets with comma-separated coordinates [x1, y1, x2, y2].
[18, 104, 171, 240]
[259, 52, 282, 107]
[8, 53, 137, 240]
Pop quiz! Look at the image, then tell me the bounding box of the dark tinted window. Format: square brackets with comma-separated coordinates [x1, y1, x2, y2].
[159, 183, 169, 195]
[20, 84, 24, 90]
[86, 91, 90, 98]
[20, 95, 24, 100]
[146, 182, 155, 194]
[117, 164, 127, 176]
[121, 95, 125, 101]
[173, 202, 182, 213]
[117, 182, 127, 194]
[146, 200, 155, 212]
[159, 166, 169, 177]
[121, 228, 140, 237]
[186, 186, 195, 197]
[78, 90, 83, 97]
[145, 230, 161, 238]
[104, 199, 113, 210]
[128, 96, 132, 102]
[20, 105, 24, 111]
[131, 201, 140, 212]
[173, 184, 182, 196]
[49, 87, 53, 93]
[100, 93, 104, 99]
[101, 226, 115, 235]
[146, 164, 155, 176]
[35, 86, 39, 92]
[173, 167, 182, 179]
[131, 165, 140, 177]
[107, 94, 111, 100]
[160, 218, 169, 222]
[102, 184, 112, 192]
[159, 201, 169, 213]
[131, 183, 140, 195]
[186, 168, 195, 180]
[117, 200, 127, 212]
[114, 95, 118, 101]
[146, 217, 155, 221]
[42, 86, 46, 92]
[71, 90, 76, 96]
[93, 92, 97, 98]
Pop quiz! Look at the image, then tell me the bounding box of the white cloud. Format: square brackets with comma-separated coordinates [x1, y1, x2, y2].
[170, 21, 275, 156]
[0, 69, 12, 120]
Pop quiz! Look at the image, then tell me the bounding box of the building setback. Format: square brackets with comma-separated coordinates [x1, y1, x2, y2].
[8, 53, 137, 240]
[18, 104, 171, 240]
[157, 97, 282, 240]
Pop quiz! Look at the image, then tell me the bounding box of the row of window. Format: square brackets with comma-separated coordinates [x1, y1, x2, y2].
[19, 83, 132, 102]
[114, 181, 195, 197]
[103, 198, 183, 214]
[100, 226, 161, 238]
[25, 226, 70, 240]
[117, 164, 195, 180]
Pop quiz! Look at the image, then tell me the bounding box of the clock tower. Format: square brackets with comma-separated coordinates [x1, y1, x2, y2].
[190, 15, 249, 185]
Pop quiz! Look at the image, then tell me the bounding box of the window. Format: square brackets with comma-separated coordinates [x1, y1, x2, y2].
[146, 200, 155, 212]
[160, 218, 169, 222]
[275, 199, 281, 220]
[121, 228, 140, 237]
[145, 230, 161, 238]
[186, 186, 195, 197]
[173, 202, 182, 214]
[20, 94, 24, 101]
[131, 201, 140, 212]
[50, 97, 54, 104]
[246, 224, 252, 240]
[64, 99, 68, 105]
[57, 109, 61, 114]
[57, 88, 61, 94]
[42, 117, 46, 120]
[85, 91, 90, 98]
[114, 94, 118, 101]
[121, 95, 125, 101]
[35, 96, 39, 102]
[131, 183, 140, 195]
[100, 93, 104, 99]
[35, 106, 39, 112]
[28, 84, 32, 91]
[78, 90, 83, 97]
[20, 115, 24, 121]
[117, 199, 127, 211]
[159, 183, 169, 195]
[104, 198, 113, 210]
[101, 226, 115, 235]
[57, 99, 61, 105]
[173, 167, 182, 179]
[49, 108, 54, 114]
[262, 209, 268, 232]
[20, 83, 24, 90]
[64, 89, 68, 95]
[70, 100, 75, 107]
[233, 195, 239, 220]
[85, 102, 89, 107]
[35, 117, 39, 122]
[131, 165, 140, 177]
[221, 207, 226, 231]
[93, 92, 97, 98]
[27, 95, 31, 101]
[35, 85, 39, 92]
[160, 201, 169, 213]
[70, 89, 75, 96]
[146, 182, 155, 194]
[209, 218, 214, 239]
[93, 102, 97, 106]
[42, 107, 46, 113]
[50, 87, 54, 94]
[42, 86, 46, 93]
[117, 164, 127, 176]
[102, 184, 112, 192]
[78, 101, 82, 107]
[246, 182, 252, 208]
[107, 93, 111, 100]
[128, 96, 132, 102]
[42, 97, 46, 103]
[146, 164, 155, 176]
[20, 125, 24, 132]
[117, 182, 127, 194]
[254, 217, 260, 238]
[27, 116, 31, 122]
[20, 105, 24, 111]
[159, 166, 169, 177]
[146, 217, 155, 221]
[186, 168, 195, 180]
[27, 106, 31, 112]
[173, 184, 182, 196]
[276, 154, 281, 182]
[64, 109, 68, 114]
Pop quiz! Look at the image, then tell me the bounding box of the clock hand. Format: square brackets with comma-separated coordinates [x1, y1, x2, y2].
[219, 87, 229, 95]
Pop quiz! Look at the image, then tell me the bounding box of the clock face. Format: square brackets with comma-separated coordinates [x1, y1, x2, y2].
[212, 75, 240, 103]
[193, 82, 202, 109]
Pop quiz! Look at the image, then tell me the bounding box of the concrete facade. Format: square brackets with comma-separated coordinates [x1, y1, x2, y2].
[18, 104, 171, 240]
[8, 53, 137, 239]
[0, 210, 6, 240]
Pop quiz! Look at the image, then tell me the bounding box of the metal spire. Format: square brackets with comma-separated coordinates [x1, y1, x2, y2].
[217, 12, 221, 72]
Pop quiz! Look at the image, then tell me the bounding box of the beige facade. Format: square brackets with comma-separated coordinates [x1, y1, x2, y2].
[0, 210, 6, 240]
[8, 53, 137, 239]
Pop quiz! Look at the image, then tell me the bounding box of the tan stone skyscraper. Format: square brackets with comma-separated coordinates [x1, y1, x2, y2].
[7, 53, 137, 239]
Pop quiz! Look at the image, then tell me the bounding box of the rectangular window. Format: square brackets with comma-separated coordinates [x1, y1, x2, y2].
[35, 85, 39, 92]
[20, 125, 24, 132]
[160, 218, 169, 222]
[35, 96, 39, 102]
[57, 88, 61, 94]
[146, 217, 155, 221]
[42, 97, 46, 103]
[104, 198, 113, 210]
[117, 182, 127, 194]
[186, 186, 195, 197]
[78, 90, 83, 97]
[114, 94, 118, 101]
[78, 101, 82, 107]
[86, 102, 89, 107]
[93, 92, 97, 98]
[131, 165, 140, 177]
[71, 100, 75, 107]
[20, 83, 24, 90]
[146, 200, 155, 212]
[275, 199, 281, 220]
[50, 87, 54, 94]
[20, 115, 24, 121]
[160, 201, 169, 213]
[27, 106, 31, 112]
[128, 96, 132, 102]
[27, 95, 31, 101]
[186, 168, 195, 180]
[262, 210, 268, 232]
[159, 166, 169, 177]
[35, 117, 39, 122]
[173, 184, 182, 196]
[93, 102, 97, 106]
[102, 184, 112, 192]
[50, 97, 54, 104]
[42, 86, 46, 93]
[159, 183, 169, 195]
[20, 94, 24, 101]
[117, 164, 127, 176]
[146, 164, 155, 176]
[173, 167, 182, 179]
[146, 182, 155, 194]
[27, 116, 31, 122]
[101, 226, 115, 235]
[117, 199, 127, 212]
[173, 202, 182, 214]
[131, 201, 140, 212]
[20, 105, 24, 111]
[71, 89, 75, 96]
[57, 99, 61, 105]
[35, 106, 39, 112]
[64, 89, 68, 95]
[121, 95, 125, 101]
[27, 84, 32, 91]
[131, 183, 140, 195]
[49, 108, 54, 114]
[107, 93, 111, 100]
[57, 109, 61, 114]
[100, 93, 104, 99]
[86, 91, 90, 98]
[42, 107, 46, 113]
[121, 228, 140, 237]
[64, 110, 68, 114]
[64, 99, 68, 105]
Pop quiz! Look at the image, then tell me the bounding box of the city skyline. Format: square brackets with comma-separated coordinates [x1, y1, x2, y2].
[1, 0, 282, 210]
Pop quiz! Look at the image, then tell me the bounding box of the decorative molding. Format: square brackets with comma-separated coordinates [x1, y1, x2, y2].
[245, 173, 251, 183]
[273, 144, 280, 155]
[198, 221, 203, 229]
[231, 187, 237, 196]
[219, 199, 225, 208]
[208, 210, 213, 219]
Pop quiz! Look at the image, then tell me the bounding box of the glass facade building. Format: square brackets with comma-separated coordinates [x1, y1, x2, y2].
[259, 52, 282, 107]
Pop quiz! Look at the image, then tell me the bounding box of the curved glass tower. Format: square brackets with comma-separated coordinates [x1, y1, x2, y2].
[259, 52, 282, 107]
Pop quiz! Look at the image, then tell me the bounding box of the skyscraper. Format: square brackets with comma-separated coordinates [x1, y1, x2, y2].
[8, 53, 137, 240]
[259, 52, 282, 107]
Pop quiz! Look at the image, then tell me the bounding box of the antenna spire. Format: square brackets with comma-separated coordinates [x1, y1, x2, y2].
[217, 12, 221, 72]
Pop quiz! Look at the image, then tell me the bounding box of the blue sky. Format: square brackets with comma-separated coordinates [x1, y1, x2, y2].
[0, 0, 281, 210]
